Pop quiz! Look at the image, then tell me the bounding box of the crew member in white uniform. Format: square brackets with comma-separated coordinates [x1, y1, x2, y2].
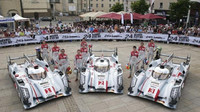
[74, 49, 83, 81]
[138, 42, 146, 69]
[80, 44, 88, 65]
[51, 42, 60, 65]
[58, 49, 70, 81]
[128, 46, 139, 78]
[41, 40, 50, 63]
[147, 39, 156, 62]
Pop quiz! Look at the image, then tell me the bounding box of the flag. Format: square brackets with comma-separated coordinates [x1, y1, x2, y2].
[121, 14, 124, 25]
[130, 13, 133, 24]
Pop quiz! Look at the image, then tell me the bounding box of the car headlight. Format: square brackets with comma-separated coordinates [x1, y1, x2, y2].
[117, 75, 123, 86]
[170, 87, 179, 99]
[62, 75, 68, 87]
[131, 76, 137, 87]
[21, 87, 30, 99]
[80, 74, 85, 85]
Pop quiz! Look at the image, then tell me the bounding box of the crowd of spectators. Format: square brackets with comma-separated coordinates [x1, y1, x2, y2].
[0, 21, 200, 38]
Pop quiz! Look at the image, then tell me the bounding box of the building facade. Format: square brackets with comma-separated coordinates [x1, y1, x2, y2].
[0, 0, 21, 17]
[78, 0, 124, 13]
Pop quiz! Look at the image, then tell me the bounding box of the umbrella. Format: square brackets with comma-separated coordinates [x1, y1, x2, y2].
[79, 12, 96, 18]
[140, 13, 165, 19]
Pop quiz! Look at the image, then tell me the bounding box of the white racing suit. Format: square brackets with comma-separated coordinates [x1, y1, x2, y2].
[147, 43, 156, 62]
[41, 43, 50, 63]
[138, 46, 146, 69]
[129, 51, 139, 76]
[51, 46, 60, 65]
[81, 47, 88, 67]
[74, 54, 83, 79]
[58, 53, 70, 77]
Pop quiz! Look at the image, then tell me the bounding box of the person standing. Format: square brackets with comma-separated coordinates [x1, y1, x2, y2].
[138, 42, 146, 69]
[147, 39, 156, 62]
[41, 40, 50, 63]
[58, 49, 71, 82]
[51, 42, 60, 65]
[128, 46, 139, 78]
[80, 44, 88, 66]
[74, 49, 83, 81]
[81, 38, 88, 47]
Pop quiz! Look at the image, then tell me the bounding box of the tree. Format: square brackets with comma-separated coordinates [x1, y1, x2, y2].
[169, 0, 190, 22]
[109, 2, 123, 12]
[131, 0, 149, 14]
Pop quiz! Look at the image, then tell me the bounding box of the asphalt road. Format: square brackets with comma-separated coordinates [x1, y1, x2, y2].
[0, 41, 200, 112]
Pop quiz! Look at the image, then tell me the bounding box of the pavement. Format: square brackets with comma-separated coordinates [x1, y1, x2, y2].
[0, 41, 200, 112]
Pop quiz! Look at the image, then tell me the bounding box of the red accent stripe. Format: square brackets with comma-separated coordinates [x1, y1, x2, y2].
[178, 72, 182, 77]
[45, 67, 48, 72]
[138, 77, 150, 96]
[52, 86, 57, 98]
[26, 78, 39, 102]
[30, 83, 39, 102]
[106, 81, 108, 92]
[155, 89, 160, 101]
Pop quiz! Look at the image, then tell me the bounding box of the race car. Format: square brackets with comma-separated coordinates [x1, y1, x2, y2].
[128, 48, 190, 109]
[7, 49, 71, 109]
[79, 48, 123, 94]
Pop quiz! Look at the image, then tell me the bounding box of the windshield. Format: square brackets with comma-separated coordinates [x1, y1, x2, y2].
[152, 71, 169, 80]
[29, 71, 47, 80]
[94, 65, 109, 73]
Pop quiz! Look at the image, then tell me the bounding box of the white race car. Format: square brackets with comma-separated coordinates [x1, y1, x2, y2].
[7, 49, 71, 109]
[128, 49, 190, 109]
[79, 48, 123, 94]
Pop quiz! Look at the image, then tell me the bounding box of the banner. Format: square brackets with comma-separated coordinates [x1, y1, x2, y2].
[0, 33, 200, 47]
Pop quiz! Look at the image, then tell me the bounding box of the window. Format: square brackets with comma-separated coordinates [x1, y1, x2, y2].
[91, 4, 93, 7]
[102, 0, 104, 1]
[96, 4, 98, 8]
[113, 0, 115, 1]
[109, 0, 111, 2]
[101, 4, 104, 7]
[84, 4, 86, 7]
[109, 4, 111, 8]
[160, 2, 163, 9]
[68, 0, 73, 3]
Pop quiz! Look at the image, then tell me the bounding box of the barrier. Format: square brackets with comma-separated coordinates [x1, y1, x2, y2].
[0, 33, 200, 47]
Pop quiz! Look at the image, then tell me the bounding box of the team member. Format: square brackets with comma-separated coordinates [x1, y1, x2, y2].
[81, 38, 87, 47]
[74, 49, 83, 81]
[147, 39, 156, 62]
[51, 42, 60, 65]
[138, 42, 146, 69]
[41, 40, 50, 63]
[58, 49, 71, 82]
[80, 44, 88, 65]
[128, 46, 139, 78]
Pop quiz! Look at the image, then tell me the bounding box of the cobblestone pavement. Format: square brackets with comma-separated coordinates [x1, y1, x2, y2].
[0, 41, 200, 112]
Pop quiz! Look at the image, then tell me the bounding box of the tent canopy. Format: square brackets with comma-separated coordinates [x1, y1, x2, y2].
[0, 15, 3, 19]
[97, 12, 143, 20]
[13, 14, 30, 21]
[80, 11, 107, 18]
[140, 13, 165, 19]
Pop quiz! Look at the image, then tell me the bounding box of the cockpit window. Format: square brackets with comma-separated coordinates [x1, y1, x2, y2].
[94, 65, 109, 73]
[94, 58, 110, 73]
[152, 71, 169, 80]
[29, 71, 47, 80]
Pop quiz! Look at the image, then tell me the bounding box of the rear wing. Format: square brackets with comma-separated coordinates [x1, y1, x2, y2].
[8, 54, 36, 65]
[160, 53, 191, 65]
[89, 47, 118, 57]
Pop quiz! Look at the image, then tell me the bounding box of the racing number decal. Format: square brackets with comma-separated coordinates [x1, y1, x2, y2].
[45, 88, 52, 94]
[148, 88, 155, 94]
[98, 81, 104, 85]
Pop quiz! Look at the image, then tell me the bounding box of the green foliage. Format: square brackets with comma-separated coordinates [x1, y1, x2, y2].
[109, 2, 123, 12]
[131, 0, 149, 14]
[169, 0, 190, 21]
